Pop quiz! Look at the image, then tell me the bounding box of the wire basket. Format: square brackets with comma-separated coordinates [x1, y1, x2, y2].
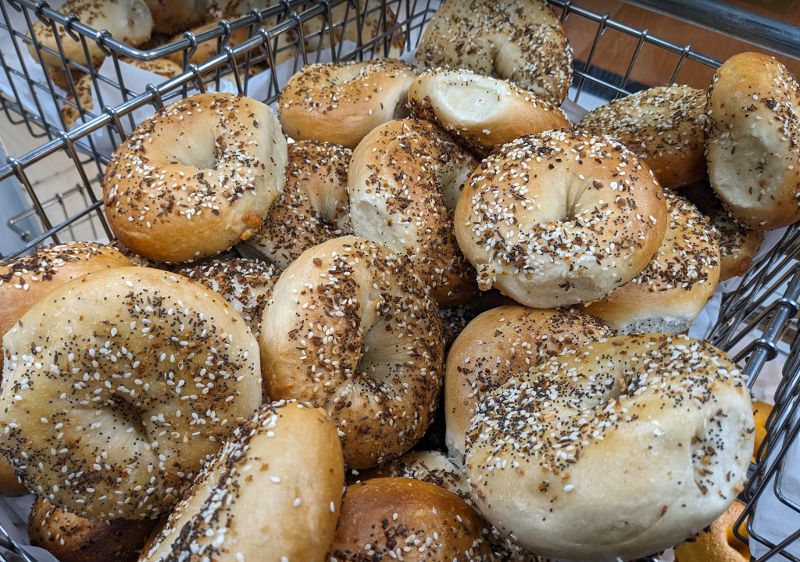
[0, 0, 407, 139]
[0, 1, 798, 561]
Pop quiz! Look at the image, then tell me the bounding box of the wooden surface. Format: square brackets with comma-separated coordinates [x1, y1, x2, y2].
[564, 0, 800, 90]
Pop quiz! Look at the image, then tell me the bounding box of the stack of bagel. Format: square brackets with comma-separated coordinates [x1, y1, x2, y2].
[4, 0, 794, 560]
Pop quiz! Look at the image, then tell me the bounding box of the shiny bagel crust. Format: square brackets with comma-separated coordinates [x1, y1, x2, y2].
[328, 477, 493, 561]
[278, 59, 416, 149]
[349, 118, 478, 305]
[706, 52, 800, 230]
[247, 140, 352, 268]
[578, 85, 707, 190]
[260, 236, 444, 469]
[454, 130, 667, 308]
[0, 267, 262, 519]
[103, 92, 287, 263]
[584, 191, 720, 334]
[141, 401, 344, 562]
[445, 305, 611, 460]
[466, 334, 754, 561]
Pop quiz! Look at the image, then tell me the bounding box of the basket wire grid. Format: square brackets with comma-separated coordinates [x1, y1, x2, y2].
[0, 1, 796, 560]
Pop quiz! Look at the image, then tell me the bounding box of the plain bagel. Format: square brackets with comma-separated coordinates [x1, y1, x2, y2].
[454, 130, 668, 308]
[577, 85, 708, 190]
[260, 236, 444, 469]
[466, 334, 754, 561]
[445, 305, 611, 461]
[141, 401, 344, 562]
[0, 267, 262, 519]
[408, 68, 570, 156]
[246, 140, 352, 268]
[102, 92, 287, 263]
[278, 59, 416, 149]
[584, 191, 721, 334]
[349, 118, 478, 305]
[417, 0, 573, 105]
[706, 52, 800, 230]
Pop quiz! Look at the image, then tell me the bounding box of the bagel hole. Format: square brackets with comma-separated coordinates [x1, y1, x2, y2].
[166, 132, 220, 171]
[356, 318, 401, 390]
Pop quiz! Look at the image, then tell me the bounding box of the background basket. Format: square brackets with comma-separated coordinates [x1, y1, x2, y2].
[0, 1, 798, 561]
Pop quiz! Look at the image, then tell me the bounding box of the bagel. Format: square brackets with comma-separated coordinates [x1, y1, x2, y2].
[349, 118, 478, 305]
[454, 130, 668, 308]
[364, 451, 540, 562]
[328, 477, 493, 561]
[753, 400, 772, 458]
[583, 191, 720, 334]
[245, 140, 352, 268]
[366, 450, 469, 498]
[278, 59, 416, 149]
[0, 242, 133, 496]
[178, 257, 280, 338]
[706, 52, 800, 230]
[417, 0, 572, 105]
[674, 502, 749, 562]
[466, 334, 754, 561]
[103, 92, 288, 263]
[260, 236, 444, 469]
[0, 267, 262, 519]
[446, 305, 611, 461]
[62, 58, 182, 130]
[28, 497, 157, 562]
[577, 85, 707, 190]
[142, 401, 344, 562]
[144, 0, 211, 34]
[28, 0, 153, 89]
[0, 242, 131, 349]
[408, 68, 570, 156]
[684, 183, 764, 281]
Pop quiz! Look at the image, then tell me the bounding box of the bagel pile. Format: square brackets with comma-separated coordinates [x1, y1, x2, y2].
[3, 1, 791, 560]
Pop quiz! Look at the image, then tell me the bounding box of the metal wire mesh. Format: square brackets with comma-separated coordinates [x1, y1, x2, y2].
[0, 1, 797, 560]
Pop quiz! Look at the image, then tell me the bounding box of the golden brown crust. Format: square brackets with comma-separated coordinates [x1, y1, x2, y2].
[349, 118, 478, 305]
[247, 140, 353, 268]
[408, 68, 570, 156]
[683, 183, 763, 281]
[178, 257, 280, 337]
[0, 267, 262, 519]
[674, 502, 749, 562]
[328, 477, 494, 561]
[454, 130, 668, 308]
[578, 85, 707, 190]
[28, 0, 153, 88]
[417, 0, 572, 105]
[61, 58, 182, 129]
[279, 59, 416, 148]
[102, 92, 287, 263]
[583, 191, 721, 334]
[707, 52, 800, 230]
[0, 242, 131, 343]
[753, 400, 772, 458]
[29, 497, 156, 562]
[142, 401, 344, 562]
[260, 236, 444, 469]
[364, 450, 469, 499]
[445, 305, 611, 460]
[466, 334, 754, 561]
